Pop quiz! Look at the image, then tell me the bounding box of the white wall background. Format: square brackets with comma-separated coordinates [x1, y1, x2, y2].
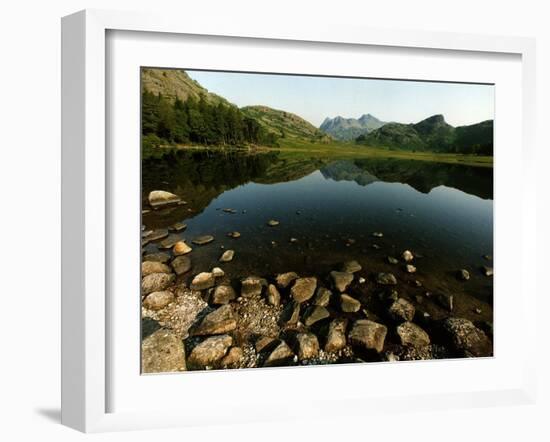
[0, 0, 547, 440]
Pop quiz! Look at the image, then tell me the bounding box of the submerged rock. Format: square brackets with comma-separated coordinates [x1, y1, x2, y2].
[227, 231, 241, 239]
[276, 272, 299, 289]
[170, 222, 187, 232]
[313, 287, 332, 307]
[143, 290, 174, 310]
[190, 272, 216, 291]
[295, 333, 320, 360]
[405, 264, 417, 273]
[443, 317, 492, 357]
[372, 232, 384, 238]
[340, 294, 361, 313]
[291, 277, 317, 303]
[264, 341, 294, 367]
[458, 269, 470, 280]
[348, 320, 388, 353]
[158, 235, 182, 250]
[396, 322, 430, 348]
[143, 252, 170, 263]
[387, 256, 399, 265]
[148, 190, 181, 208]
[376, 272, 398, 286]
[325, 318, 348, 352]
[388, 298, 415, 322]
[267, 219, 280, 227]
[192, 235, 215, 245]
[173, 241, 192, 256]
[192, 304, 237, 336]
[303, 305, 330, 327]
[187, 335, 232, 369]
[330, 271, 354, 292]
[481, 266, 493, 277]
[143, 228, 169, 242]
[171, 255, 192, 275]
[219, 249, 235, 262]
[141, 272, 175, 295]
[267, 284, 281, 307]
[340, 260, 362, 273]
[142, 329, 186, 373]
[141, 261, 172, 277]
[212, 285, 236, 305]
[402, 250, 414, 262]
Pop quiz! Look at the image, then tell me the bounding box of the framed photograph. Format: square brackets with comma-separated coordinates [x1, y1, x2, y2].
[61, 9, 537, 432]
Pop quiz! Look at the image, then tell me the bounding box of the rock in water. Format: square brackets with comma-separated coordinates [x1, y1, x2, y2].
[190, 272, 215, 291]
[340, 260, 362, 273]
[143, 228, 169, 242]
[330, 271, 354, 292]
[443, 317, 492, 357]
[170, 221, 187, 232]
[458, 269, 470, 280]
[219, 249, 235, 262]
[482, 266, 493, 277]
[376, 272, 398, 285]
[187, 335, 233, 369]
[267, 284, 281, 307]
[221, 347, 244, 367]
[348, 320, 388, 353]
[148, 190, 181, 208]
[227, 231, 241, 239]
[303, 305, 330, 327]
[405, 264, 417, 273]
[387, 256, 399, 265]
[291, 277, 317, 303]
[402, 250, 414, 262]
[279, 301, 300, 325]
[325, 318, 348, 352]
[143, 252, 170, 263]
[158, 235, 182, 250]
[212, 285, 236, 305]
[192, 235, 215, 245]
[267, 220, 280, 227]
[396, 322, 431, 348]
[388, 298, 416, 322]
[141, 272, 175, 295]
[171, 255, 192, 275]
[372, 232, 384, 238]
[141, 329, 186, 373]
[295, 333, 320, 359]
[141, 261, 172, 276]
[173, 241, 192, 256]
[276, 272, 299, 289]
[192, 304, 237, 336]
[313, 287, 332, 307]
[264, 341, 294, 367]
[143, 290, 174, 310]
[241, 276, 266, 297]
[340, 294, 361, 313]
[211, 267, 225, 278]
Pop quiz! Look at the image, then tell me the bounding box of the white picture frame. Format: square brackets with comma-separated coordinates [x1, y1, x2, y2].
[61, 9, 537, 433]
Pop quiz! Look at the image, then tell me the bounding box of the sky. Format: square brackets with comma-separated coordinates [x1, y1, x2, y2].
[186, 70, 494, 128]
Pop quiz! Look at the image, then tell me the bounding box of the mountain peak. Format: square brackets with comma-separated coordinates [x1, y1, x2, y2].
[319, 114, 386, 140]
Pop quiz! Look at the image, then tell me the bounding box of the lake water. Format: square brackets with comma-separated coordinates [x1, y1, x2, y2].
[142, 150, 493, 313]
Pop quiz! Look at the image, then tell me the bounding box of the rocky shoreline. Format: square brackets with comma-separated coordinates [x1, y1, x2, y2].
[141, 192, 493, 373]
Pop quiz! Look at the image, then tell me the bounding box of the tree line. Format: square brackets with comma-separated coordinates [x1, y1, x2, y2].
[141, 90, 278, 154]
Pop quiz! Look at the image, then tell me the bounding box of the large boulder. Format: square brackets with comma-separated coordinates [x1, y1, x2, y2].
[148, 190, 181, 208]
[291, 277, 317, 303]
[143, 290, 174, 310]
[192, 304, 237, 336]
[295, 333, 320, 360]
[190, 272, 216, 291]
[141, 329, 186, 373]
[330, 271, 354, 292]
[141, 261, 172, 277]
[187, 335, 232, 369]
[325, 318, 348, 352]
[348, 320, 388, 353]
[141, 272, 175, 295]
[396, 322, 431, 348]
[443, 317, 492, 357]
[388, 298, 415, 322]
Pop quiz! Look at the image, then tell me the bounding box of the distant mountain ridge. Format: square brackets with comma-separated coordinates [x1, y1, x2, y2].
[320, 114, 386, 141]
[356, 114, 493, 155]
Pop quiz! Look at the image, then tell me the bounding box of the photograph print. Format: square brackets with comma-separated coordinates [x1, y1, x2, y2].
[140, 67, 494, 373]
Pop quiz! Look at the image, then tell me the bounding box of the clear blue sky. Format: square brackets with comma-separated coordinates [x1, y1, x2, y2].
[187, 70, 494, 128]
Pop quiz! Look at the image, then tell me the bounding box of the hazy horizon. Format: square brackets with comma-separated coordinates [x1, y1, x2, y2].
[186, 70, 494, 128]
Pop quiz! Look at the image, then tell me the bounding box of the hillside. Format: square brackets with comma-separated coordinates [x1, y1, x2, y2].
[141, 68, 232, 107]
[320, 114, 385, 141]
[241, 105, 332, 144]
[356, 114, 493, 155]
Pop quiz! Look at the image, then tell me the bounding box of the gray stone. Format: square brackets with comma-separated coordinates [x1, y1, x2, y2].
[187, 335, 233, 369]
[291, 277, 317, 303]
[313, 287, 332, 307]
[396, 321, 431, 348]
[275, 272, 299, 289]
[325, 318, 347, 352]
[376, 272, 397, 285]
[348, 320, 388, 353]
[219, 249, 235, 262]
[148, 190, 181, 208]
[192, 235, 215, 245]
[389, 298, 416, 322]
[330, 271, 354, 292]
[141, 261, 172, 277]
[267, 284, 281, 307]
[264, 341, 294, 367]
[303, 305, 330, 327]
[443, 317, 492, 357]
[171, 255, 192, 275]
[295, 333, 320, 359]
[141, 272, 175, 295]
[190, 272, 216, 291]
[212, 285, 236, 305]
[340, 294, 361, 313]
[143, 290, 174, 310]
[192, 304, 237, 336]
[340, 260, 362, 273]
[141, 329, 186, 373]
